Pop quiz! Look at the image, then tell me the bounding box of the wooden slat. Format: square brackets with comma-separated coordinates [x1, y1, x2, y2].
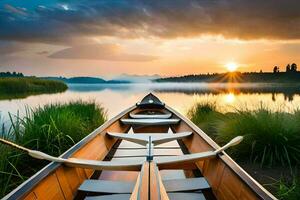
[121, 118, 180, 126]
[129, 113, 172, 119]
[78, 180, 135, 194]
[129, 162, 149, 200]
[85, 194, 131, 200]
[163, 178, 210, 192]
[132, 125, 170, 133]
[149, 162, 160, 200]
[167, 193, 206, 200]
[23, 192, 36, 200]
[33, 173, 65, 200]
[151, 162, 170, 200]
[129, 173, 141, 200]
[107, 132, 192, 146]
[55, 167, 74, 200]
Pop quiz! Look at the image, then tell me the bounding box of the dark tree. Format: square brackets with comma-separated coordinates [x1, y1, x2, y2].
[273, 66, 279, 73]
[0, 71, 24, 77]
[286, 64, 291, 72]
[291, 63, 297, 72]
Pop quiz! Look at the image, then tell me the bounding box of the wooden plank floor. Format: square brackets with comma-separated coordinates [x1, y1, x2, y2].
[79, 128, 216, 200]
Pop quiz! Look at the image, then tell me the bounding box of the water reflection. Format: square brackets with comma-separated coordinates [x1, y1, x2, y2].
[0, 83, 300, 123]
[224, 93, 236, 104]
[68, 83, 300, 102]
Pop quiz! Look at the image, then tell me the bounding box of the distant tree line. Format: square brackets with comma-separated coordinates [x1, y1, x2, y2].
[0, 71, 24, 77]
[156, 63, 300, 83]
[273, 63, 297, 73]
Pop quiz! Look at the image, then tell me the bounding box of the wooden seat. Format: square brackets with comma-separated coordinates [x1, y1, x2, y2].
[120, 118, 180, 126]
[107, 132, 192, 146]
[168, 192, 206, 200]
[84, 192, 206, 200]
[129, 112, 172, 119]
[85, 194, 130, 200]
[78, 180, 135, 194]
[79, 177, 210, 194]
[164, 177, 210, 192]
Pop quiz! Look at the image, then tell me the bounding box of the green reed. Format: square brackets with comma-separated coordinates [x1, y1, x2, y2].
[0, 77, 67, 99]
[188, 103, 300, 168]
[0, 101, 106, 197]
[276, 177, 300, 200]
[188, 102, 300, 199]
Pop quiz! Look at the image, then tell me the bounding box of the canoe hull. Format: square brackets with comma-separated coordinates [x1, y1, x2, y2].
[2, 95, 276, 200]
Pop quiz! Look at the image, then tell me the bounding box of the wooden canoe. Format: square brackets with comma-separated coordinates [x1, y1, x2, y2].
[2, 93, 276, 200]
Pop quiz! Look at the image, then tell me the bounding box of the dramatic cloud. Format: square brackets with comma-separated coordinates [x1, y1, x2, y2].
[0, 0, 299, 46]
[48, 44, 158, 61]
[36, 51, 49, 55]
[4, 4, 27, 16]
[0, 41, 26, 55]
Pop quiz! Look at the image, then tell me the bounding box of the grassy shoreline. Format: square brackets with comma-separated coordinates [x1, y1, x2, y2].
[188, 102, 300, 199]
[0, 77, 68, 100]
[0, 101, 106, 197]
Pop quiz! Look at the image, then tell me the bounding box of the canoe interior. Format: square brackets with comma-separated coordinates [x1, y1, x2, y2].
[3, 98, 275, 200]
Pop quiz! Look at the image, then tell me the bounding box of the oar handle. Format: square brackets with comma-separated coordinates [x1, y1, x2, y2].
[0, 138, 64, 162]
[28, 150, 65, 162]
[214, 136, 243, 154]
[0, 138, 30, 152]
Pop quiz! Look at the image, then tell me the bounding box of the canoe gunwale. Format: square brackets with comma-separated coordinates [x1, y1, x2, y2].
[166, 105, 276, 200]
[2, 105, 137, 200]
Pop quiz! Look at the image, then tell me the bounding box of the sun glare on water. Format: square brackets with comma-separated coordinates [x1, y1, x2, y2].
[226, 62, 238, 72]
[224, 93, 236, 104]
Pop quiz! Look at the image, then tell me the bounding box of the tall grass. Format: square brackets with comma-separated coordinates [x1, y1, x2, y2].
[188, 102, 300, 199]
[188, 103, 300, 168]
[0, 77, 67, 99]
[276, 177, 300, 200]
[0, 101, 106, 197]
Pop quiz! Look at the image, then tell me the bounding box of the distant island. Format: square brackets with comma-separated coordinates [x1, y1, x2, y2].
[155, 63, 300, 83]
[0, 76, 67, 100]
[42, 76, 130, 84]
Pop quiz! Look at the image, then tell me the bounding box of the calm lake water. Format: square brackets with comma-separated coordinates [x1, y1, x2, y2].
[1, 83, 300, 123]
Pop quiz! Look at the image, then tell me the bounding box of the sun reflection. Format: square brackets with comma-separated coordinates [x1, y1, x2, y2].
[224, 93, 236, 104]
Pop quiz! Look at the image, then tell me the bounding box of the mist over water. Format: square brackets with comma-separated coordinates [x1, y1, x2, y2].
[1, 83, 300, 123]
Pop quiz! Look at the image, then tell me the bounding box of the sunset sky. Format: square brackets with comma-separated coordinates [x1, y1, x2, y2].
[0, 0, 299, 78]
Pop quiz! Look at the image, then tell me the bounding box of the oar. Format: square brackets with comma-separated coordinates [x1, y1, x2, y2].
[214, 136, 243, 154]
[0, 138, 144, 171]
[156, 136, 243, 168]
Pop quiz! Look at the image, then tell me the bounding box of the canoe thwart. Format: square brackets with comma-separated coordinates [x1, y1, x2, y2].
[120, 118, 180, 126]
[107, 132, 192, 146]
[129, 113, 172, 119]
[129, 112, 172, 119]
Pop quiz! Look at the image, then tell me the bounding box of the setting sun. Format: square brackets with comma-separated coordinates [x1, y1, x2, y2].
[226, 62, 238, 72]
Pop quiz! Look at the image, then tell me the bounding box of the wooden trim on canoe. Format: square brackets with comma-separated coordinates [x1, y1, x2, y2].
[2, 105, 136, 200]
[166, 105, 276, 200]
